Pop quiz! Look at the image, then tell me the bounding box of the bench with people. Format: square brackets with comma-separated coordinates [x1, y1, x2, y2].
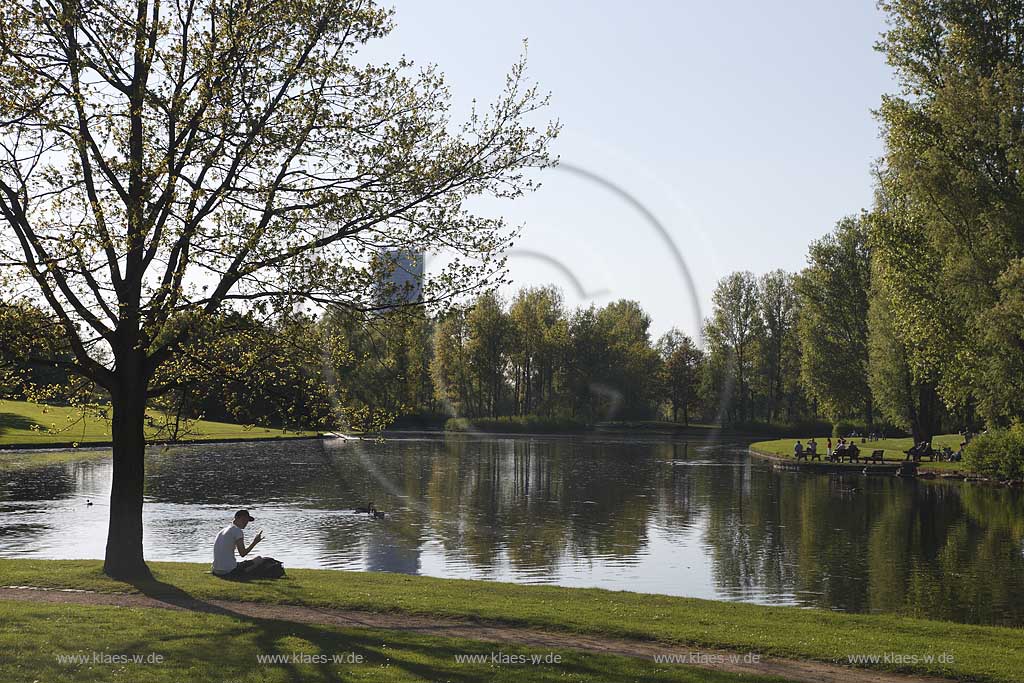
[795, 438, 876, 463]
[825, 438, 860, 462]
[940, 445, 963, 462]
[904, 441, 936, 462]
[793, 438, 821, 461]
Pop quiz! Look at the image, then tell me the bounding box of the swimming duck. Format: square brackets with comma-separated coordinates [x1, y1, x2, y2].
[86, 499, 93, 506]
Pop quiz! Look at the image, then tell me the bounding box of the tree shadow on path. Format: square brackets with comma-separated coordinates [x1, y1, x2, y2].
[118, 575, 727, 683]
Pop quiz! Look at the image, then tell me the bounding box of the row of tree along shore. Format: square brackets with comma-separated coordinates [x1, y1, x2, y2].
[0, 264, 978, 445]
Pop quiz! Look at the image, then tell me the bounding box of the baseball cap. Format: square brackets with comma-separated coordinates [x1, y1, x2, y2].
[234, 509, 255, 521]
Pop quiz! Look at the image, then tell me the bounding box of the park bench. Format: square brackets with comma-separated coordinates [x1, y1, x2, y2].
[905, 444, 936, 462]
[829, 445, 861, 462]
[865, 449, 884, 463]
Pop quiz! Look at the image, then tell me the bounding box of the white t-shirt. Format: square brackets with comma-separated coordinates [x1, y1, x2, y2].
[212, 524, 244, 575]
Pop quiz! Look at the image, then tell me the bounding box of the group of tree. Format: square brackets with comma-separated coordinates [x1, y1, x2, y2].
[0, 0, 556, 577]
[430, 288, 706, 423]
[702, 269, 808, 427]
[870, 0, 1024, 435]
[708, 1, 1024, 445]
[797, 1, 1024, 443]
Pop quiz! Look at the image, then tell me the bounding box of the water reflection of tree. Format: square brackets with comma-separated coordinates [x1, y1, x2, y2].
[702, 464, 807, 603]
[650, 443, 700, 541]
[416, 435, 667, 575]
[125, 436, 1024, 625]
[0, 462, 79, 502]
[871, 482, 1024, 625]
[143, 441, 334, 504]
[0, 460, 95, 550]
[701, 459, 1024, 625]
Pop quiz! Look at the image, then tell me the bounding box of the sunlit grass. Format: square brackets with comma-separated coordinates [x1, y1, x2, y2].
[0, 600, 771, 683]
[750, 434, 970, 472]
[0, 399, 315, 447]
[0, 559, 1019, 682]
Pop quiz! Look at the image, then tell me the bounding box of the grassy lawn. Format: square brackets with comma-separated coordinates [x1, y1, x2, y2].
[0, 559, 1020, 682]
[0, 601, 778, 683]
[0, 399, 315, 447]
[750, 434, 972, 473]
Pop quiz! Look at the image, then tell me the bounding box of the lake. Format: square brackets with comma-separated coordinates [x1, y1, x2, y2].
[2, 433, 1023, 626]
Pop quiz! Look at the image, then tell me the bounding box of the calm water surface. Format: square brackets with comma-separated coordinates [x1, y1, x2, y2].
[1, 433, 1023, 626]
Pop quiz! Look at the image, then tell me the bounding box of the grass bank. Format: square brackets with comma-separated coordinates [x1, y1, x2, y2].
[750, 434, 970, 473]
[0, 601, 767, 683]
[0, 559, 1020, 682]
[0, 398, 315, 448]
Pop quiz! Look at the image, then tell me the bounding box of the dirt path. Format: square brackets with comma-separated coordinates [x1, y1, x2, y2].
[1, 586, 953, 683]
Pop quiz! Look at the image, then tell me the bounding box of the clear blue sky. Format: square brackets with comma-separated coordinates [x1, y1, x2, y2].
[372, 1, 897, 339]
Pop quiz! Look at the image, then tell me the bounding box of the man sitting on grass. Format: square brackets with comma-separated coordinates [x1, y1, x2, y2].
[212, 509, 266, 579]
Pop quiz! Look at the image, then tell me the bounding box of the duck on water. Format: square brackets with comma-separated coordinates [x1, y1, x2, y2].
[353, 501, 386, 519]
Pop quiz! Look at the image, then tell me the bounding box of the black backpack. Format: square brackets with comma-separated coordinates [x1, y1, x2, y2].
[252, 557, 286, 579]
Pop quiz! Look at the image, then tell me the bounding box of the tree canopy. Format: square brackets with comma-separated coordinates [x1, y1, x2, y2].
[795, 215, 872, 425]
[874, 0, 1024, 424]
[0, 0, 556, 577]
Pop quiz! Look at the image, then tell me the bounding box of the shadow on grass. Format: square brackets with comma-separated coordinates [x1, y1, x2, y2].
[114, 575, 744, 683]
[125, 575, 363, 683]
[0, 412, 41, 437]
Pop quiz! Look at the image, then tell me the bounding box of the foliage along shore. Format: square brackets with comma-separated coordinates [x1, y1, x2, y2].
[443, 417, 724, 434]
[442, 416, 837, 437]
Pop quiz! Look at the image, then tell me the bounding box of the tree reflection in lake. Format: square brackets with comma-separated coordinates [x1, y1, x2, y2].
[1, 434, 1022, 626]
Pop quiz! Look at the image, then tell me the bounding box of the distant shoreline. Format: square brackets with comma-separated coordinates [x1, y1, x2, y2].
[0, 433, 322, 454]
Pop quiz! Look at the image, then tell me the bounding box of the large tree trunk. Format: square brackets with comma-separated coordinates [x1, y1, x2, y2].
[917, 383, 939, 445]
[908, 382, 939, 445]
[102, 364, 151, 579]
